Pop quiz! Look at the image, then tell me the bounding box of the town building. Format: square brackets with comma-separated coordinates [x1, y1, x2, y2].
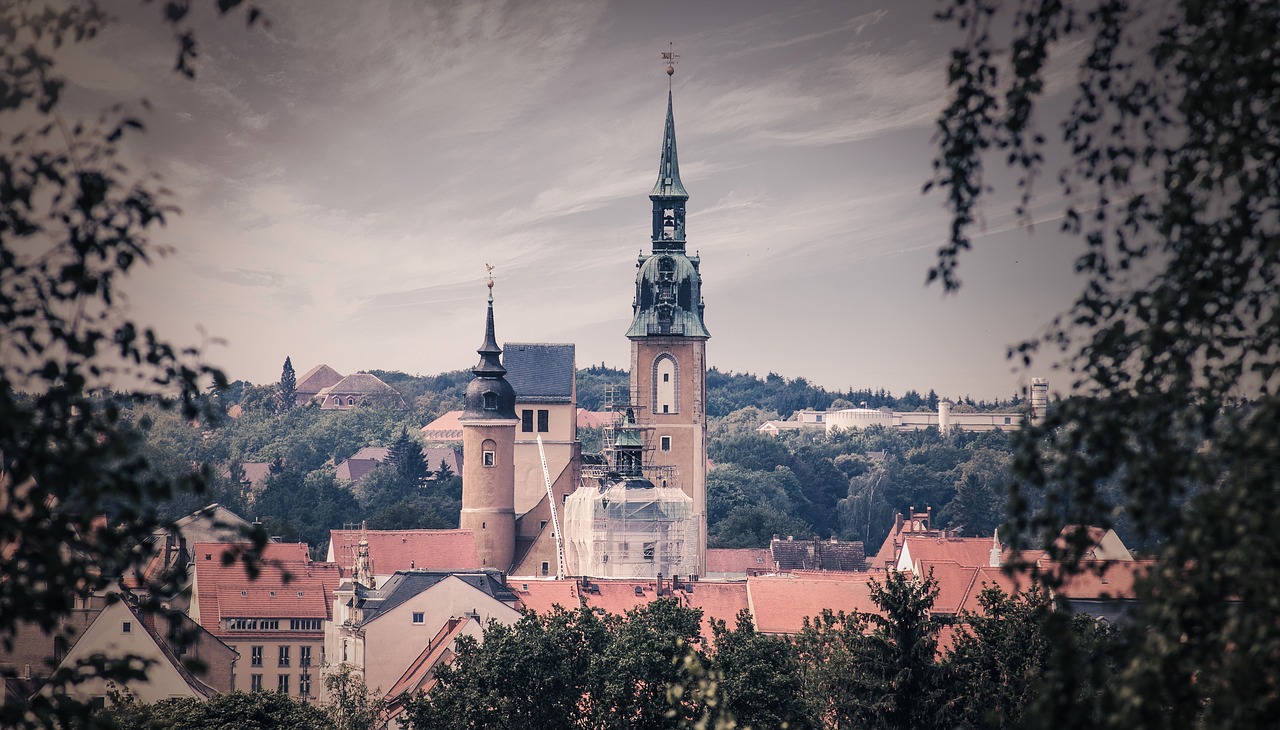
[189, 542, 341, 700]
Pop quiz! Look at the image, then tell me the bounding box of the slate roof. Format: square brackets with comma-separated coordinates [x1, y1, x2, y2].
[359, 571, 519, 624]
[328, 529, 481, 575]
[501, 343, 575, 403]
[325, 372, 400, 396]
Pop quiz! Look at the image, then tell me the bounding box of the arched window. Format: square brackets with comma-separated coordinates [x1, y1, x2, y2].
[482, 438, 497, 467]
[347, 397, 355, 406]
[653, 354, 678, 414]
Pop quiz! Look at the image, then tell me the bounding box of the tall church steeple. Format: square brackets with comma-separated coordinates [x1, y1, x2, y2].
[627, 55, 709, 576]
[650, 90, 688, 249]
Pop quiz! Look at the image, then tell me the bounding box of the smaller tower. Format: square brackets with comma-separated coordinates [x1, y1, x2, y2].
[353, 521, 376, 588]
[459, 274, 518, 571]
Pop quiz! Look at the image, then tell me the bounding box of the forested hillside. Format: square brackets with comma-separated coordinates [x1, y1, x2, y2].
[131, 365, 1035, 558]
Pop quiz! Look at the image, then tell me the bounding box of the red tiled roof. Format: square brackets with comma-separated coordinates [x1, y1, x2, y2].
[916, 561, 1020, 615]
[383, 617, 477, 723]
[420, 411, 464, 441]
[681, 581, 750, 639]
[328, 529, 481, 574]
[1052, 560, 1151, 600]
[706, 548, 771, 574]
[576, 409, 615, 429]
[215, 579, 331, 619]
[901, 536, 996, 569]
[191, 543, 340, 635]
[747, 573, 880, 634]
[511, 579, 582, 614]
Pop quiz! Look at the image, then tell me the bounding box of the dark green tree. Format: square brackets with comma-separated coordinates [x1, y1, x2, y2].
[98, 690, 333, 730]
[931, 0, 1280, 726]
[388, 428, 430, 488]
[279, 356, 297, 411]
[711, 612, 814, 730]
[434, 457, 454, 482]
[0, 2, 263, 727]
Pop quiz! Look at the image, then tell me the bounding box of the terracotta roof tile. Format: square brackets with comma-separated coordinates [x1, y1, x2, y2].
[576, 409, 615, 429]
[420, 411, 464, 441]
[510, 579, 582, 614]
[328, 529, 482, 575]
[747, 573, 880, 634]
[706, 548, 771, 575]
[1052, 560, 1151, 600]
[191, 543, 340, 635]
[901, 536, 996, 569]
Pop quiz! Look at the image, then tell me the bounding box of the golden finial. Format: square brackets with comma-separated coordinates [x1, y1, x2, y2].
[662, 43, 679, 84]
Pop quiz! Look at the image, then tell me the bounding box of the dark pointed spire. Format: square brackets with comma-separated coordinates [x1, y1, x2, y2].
[650, 90, 688, 200]
[463, 273, 516, 420]
[473, 281, 506, 378]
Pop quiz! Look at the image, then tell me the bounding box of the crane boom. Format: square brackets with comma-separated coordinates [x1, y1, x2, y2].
[537, 435, 567, 578]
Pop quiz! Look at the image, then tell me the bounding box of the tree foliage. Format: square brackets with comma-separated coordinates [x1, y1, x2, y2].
[0, 1, 264, 727]
[279, 356, 297, 411]
[98, 690, 332, 730]
[930, 0, 1280, 725]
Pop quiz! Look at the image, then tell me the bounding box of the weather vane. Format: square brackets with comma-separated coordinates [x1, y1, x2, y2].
[484, 263, 495, 297]
[661, 42, 679, 88]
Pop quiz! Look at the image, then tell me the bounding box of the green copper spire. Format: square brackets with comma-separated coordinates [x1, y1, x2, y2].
[650, 90, 688, 251]
[628, 80, 709, 339]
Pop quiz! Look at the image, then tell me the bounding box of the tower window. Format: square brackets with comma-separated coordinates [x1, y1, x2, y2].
[483, 451, 495, 467]
[654, 355, 678, 415]
[660, 436, 671, 452]
[541, 561, 550, 576]
[537, 409, 549, 432]
[483, 392, 497, 410]
[521, 409, 533, 432]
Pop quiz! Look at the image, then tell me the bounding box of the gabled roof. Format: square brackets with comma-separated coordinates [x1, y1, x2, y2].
[358, 571, 518, 624]
[576, 409, 614, 429]
[328, 529, 481, 575]
[1051, 559, 1151, 600]
[191, 542, 340, 632]
[385, 615, 478, 699]
[916, 561, 1020, 615]
[771, 537, 865, 572]
[747, 573, 880, 634]
[899, 536, 996, 571]
[502, 343, 575, 403]
[295, 364, 344, 395]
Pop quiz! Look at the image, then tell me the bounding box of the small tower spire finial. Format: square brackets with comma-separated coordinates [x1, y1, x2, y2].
[661, 42, 678, 90]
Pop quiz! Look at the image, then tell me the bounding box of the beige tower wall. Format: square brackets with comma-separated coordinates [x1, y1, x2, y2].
[460, 418, 517, 571]
[512, 401, 577, 515]
[630, 336, 707, 576]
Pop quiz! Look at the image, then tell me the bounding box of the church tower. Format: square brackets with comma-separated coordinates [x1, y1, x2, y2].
[627, 71, 709, 575]
[459, 277, 518, 571]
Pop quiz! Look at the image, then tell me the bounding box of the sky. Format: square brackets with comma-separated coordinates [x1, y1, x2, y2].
[56, 0, 1088, 401]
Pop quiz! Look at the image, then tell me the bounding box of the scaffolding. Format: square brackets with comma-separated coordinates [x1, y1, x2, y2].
[562, 386, 697, 578]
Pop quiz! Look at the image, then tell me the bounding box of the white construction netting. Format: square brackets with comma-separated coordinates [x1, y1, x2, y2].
[562, 480, 697, 578]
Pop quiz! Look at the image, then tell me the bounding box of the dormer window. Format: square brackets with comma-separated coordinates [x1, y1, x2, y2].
[483, 392, 497, 410]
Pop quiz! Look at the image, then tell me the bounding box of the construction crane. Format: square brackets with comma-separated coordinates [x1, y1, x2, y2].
[537, 435, 567, 578]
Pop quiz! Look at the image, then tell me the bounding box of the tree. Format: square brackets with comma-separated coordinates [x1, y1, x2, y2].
[930, 0, 1280, 725]
[279, 356, 297, 410]
[434, 457, 454, 482]
[710, 612, 813, 730]
[324, 664, 384, 730]
[0, 2, 263, 727]
[98, 690, 333, 730]
[388, 428, 430, 489]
